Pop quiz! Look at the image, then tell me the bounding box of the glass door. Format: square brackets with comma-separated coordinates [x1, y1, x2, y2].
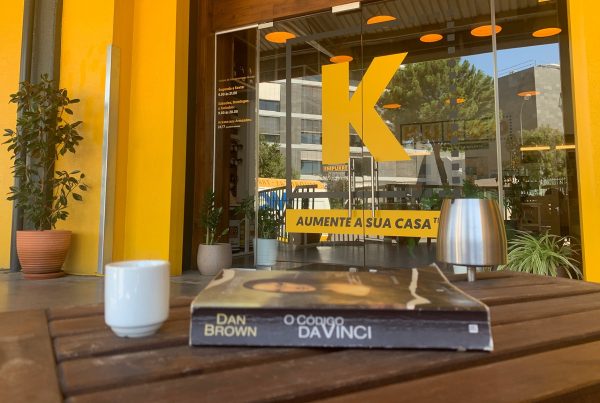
[255, 0, 498, 271]
[219, 0, 581, 273]
[360, 0, 497, 268]
[258, 6, 369, 270]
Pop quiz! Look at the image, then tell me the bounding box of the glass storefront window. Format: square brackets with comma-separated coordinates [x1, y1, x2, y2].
[495, 0, 579, 242]
[213, 0, 579, 272]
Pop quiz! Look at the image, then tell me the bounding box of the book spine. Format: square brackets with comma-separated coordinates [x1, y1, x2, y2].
[189, 308, 493, 351]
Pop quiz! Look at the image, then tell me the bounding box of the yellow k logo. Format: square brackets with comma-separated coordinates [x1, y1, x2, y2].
[322, 53, 410, 164]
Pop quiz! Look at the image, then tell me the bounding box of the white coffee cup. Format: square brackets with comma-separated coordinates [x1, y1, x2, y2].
[104, 260, 170, 337]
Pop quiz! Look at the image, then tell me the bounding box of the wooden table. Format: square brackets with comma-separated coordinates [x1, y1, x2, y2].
[3, 271, 600, 403]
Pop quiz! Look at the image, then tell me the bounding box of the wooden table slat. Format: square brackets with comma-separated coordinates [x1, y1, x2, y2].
[491, 291, 600, 325]
[59, 346, 327, 396]
[0, 310, 62, 403]
[455, 273, 571, 291]
[4, 271, 600, 402]
[64, 307, 600, 403]
[54, 319, 189, 362]
[49, 306, 190, 338]
[318, 340, 600, 403]
[47, 297, 193, 321]
[468, 281, 600, 305]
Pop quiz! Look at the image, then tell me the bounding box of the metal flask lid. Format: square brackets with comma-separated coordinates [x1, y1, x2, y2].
[436, 198, 507, 267]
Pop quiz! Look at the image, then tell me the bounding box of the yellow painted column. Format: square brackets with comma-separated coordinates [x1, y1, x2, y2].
[0, 2, 24, 269]
[57, 1, 115, 275]
[119, 0, 189, 275]
[568, 1, 600, 282]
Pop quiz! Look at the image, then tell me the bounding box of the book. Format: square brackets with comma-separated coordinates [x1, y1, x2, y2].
[189, 266, 493, 351]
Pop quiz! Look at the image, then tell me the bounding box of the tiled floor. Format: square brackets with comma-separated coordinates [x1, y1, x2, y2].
[0, 270, 213, 312]
[0, 242, 441, 313]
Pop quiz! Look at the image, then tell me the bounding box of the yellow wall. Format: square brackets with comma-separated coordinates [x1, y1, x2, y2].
[568, 1, 600, 282]
[57, 1, 115, 274]
[117, 0, 189, 275]
[56, 0, 189, 275]
[0, 2, 24, 270]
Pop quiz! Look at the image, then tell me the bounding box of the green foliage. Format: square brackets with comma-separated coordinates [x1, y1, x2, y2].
[381, 58, 495, 138]
[234, 196, 255, 223]
[259, 138, 286, 179]
[521, 126, 568, 182]
[462, 178, 484, 198]
[324, 173, 348, 209]
[257, 206, 283, 239]
[200, 190, 228, 245]
[419, 192, 444, 210]
[499, 231, 582, 279]
[3, 74, 87, 230]
[258, 138, 299, 179]
[380, 58, 495, 187]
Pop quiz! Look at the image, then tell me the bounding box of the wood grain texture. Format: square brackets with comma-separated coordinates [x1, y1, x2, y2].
[189, 0, 216, 268]
[65, 308, 600, 403]
[212, 0, 363, 32]
[0, 310, 62, 403]
[491, 291, 600, 325]
[59, 346, 325, 396]
[5, 272, 600, 402]
[467, 281, 600, 305]
[49, 306, 190, 338]
[53, 319, 189, 362]
[318, 340, 600, 403]
[47, 297, 192, 321]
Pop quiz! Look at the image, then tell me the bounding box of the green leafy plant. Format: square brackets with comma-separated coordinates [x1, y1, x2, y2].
[499, 231, 582, 279]
[462, 177, 484, 199]
[3, 74, 87, 230]
[257, 206, 283, 239]
[200, 190, 228, 245]
[234, 196, 255, 224]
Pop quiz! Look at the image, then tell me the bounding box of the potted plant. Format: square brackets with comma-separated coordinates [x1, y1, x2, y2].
[499, 231, 582, 279]
[234, 196, 255, 254]
[197, 190, 231, 275]
[255, 206, 283, 267]
[3, 75, 87, 279]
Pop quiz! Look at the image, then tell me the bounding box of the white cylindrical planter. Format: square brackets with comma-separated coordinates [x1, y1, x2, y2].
[197, 243, 232, 275]
[255, 238, 278, 268]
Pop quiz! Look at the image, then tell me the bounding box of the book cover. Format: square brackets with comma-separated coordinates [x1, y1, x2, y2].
[189, 266, 493, 351]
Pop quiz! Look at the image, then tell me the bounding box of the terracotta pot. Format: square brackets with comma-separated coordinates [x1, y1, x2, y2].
[16, 230, 71, 279]
[197, 243, 232, 275]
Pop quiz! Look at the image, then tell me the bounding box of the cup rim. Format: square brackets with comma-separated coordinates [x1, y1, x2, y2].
[106, 260, 170, 270]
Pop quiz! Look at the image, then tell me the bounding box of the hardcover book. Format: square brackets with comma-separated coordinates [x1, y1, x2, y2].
[189, 266, 493, 351]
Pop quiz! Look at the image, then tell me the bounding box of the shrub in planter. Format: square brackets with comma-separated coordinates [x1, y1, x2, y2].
[499, 231, 582, 279]
[3, 75, 87, 279]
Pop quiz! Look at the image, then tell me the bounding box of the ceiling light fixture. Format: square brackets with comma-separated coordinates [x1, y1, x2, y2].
[330, 55, 353, 63]
[518, 91, 541, 97]
[420, 33, 444, 43]
[367, 15, 396, 25]
[445, 98, 466, 105]
[556, 144, 576, 150]
[265, 31, 296, 44]
[533, 27, 562, 37]
[471, 25, 502, 37]
[520, 145, 551, 152]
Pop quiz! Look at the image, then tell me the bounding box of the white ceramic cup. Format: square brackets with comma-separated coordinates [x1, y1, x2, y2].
[104, 260, 170, 338]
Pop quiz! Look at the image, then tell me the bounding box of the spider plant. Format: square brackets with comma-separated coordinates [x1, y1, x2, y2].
[499, 231, 582, 279]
